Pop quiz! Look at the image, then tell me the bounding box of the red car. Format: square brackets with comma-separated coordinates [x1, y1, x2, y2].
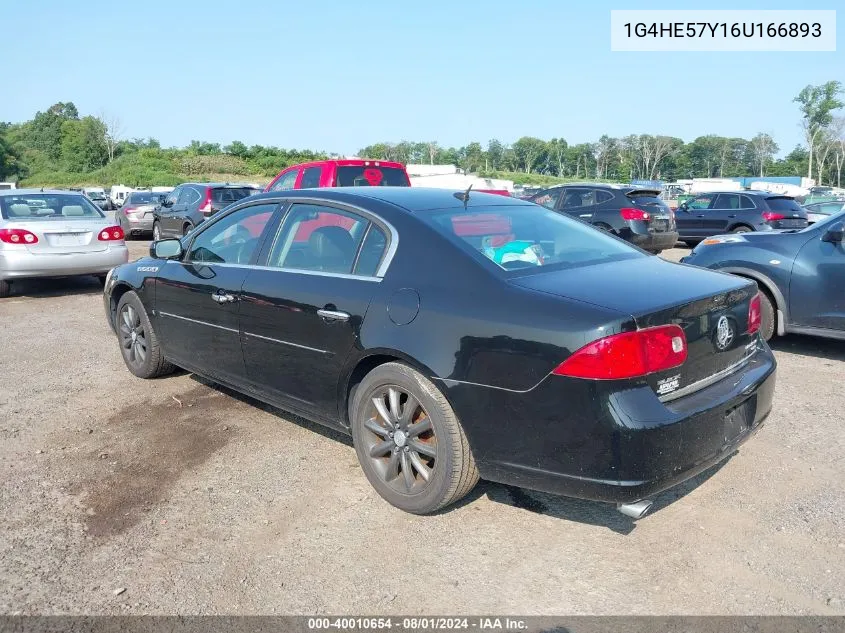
[265, 159, 411, 192]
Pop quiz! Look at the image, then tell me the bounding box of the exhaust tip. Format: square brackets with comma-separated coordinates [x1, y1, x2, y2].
[617, 499, 654, 520]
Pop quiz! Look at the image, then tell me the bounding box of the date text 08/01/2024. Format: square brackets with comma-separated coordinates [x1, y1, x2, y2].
[307, 617, 528, 630]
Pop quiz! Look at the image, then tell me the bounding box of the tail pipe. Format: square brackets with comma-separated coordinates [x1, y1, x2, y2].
[617, 499, 654, 520]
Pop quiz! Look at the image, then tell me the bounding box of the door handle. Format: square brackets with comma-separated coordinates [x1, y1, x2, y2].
[728, 214, 736, 218]
[211, 291, 236, 304]
[696, 214, 705, 218]
[317, 308, 350, 322]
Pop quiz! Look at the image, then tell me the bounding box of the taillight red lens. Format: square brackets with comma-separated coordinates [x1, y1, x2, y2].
[553, 324, 687, 380]
[122, 207, 137, 215]
[762, 211, 785, 222]
[620, 207, 650, 221]
[98, 226, 125, 241]
[747, 293, 762, 335]
[0, 228, 39, 244]
[199, 188, 213, 215]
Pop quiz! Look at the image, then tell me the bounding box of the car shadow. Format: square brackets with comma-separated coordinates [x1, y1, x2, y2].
[769, 333, 845, 363]
[5, 276, 104, 299]
[188, 374, 732, 534]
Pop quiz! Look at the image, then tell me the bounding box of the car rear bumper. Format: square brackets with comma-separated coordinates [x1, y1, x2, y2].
[0, 246, 129, 280]
[626, 230, 680, 251]
[123, 215, 155, 232]
[447, 342, 776, 504]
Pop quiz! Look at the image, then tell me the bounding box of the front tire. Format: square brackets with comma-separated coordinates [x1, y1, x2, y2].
[351, 362, 479, 514]
[115, 291, 176, 379]
[758, 289, 776, 341]
[152, 222, 161, 241]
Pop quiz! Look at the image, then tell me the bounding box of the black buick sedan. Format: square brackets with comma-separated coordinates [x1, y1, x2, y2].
[103, 188, 776, 517]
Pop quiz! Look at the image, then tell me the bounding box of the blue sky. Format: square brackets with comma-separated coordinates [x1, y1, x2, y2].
[2, 0, 842, 156]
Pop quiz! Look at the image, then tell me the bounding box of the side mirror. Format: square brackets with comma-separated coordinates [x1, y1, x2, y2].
[151, 238, 183, 259]
[821, 222, 844, 244]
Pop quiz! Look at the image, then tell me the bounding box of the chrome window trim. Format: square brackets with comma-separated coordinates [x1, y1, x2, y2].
[158, 311, 239, 334]
[165, 259, 382, 282]
[181, 195, 398, 280]
[243, 331, 330, 354]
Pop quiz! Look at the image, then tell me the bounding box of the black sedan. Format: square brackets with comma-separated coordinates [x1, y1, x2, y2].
[527, 184, 678, 253]
[681, 211, 845, 342]
[103, 188, 776, 517]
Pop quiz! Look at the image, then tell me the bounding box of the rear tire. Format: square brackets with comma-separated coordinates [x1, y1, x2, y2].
[115, 291, 176, 379]
[351, 362, 479, 514]
[731, 225, 752, 234]
[758, 289, 776, 342]
[182, 223, 192, 236]
[0, 279, 10, 298]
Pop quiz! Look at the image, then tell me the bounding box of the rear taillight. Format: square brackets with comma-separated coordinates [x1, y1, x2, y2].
[747, 293, 762, 335]
[762, 211, 785, 222]
[199, 188, 213, 216]
[552, 324, 687, 380]
[0, 228, 39, 244]
[122, 207, 137, 215]
[620, 207, 650, 221]
[98, 226, 125, 241]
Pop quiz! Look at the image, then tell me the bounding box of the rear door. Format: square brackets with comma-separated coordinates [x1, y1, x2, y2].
[154, 202, 279, 385]
[157, 186, 181, 236]
[239, 201, 391, 419]
[299, 166, 322, 189]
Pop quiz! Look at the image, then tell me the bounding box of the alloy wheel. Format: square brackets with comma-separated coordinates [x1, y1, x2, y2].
[361, 386, 437, 494]
[119, 304, 148, 366]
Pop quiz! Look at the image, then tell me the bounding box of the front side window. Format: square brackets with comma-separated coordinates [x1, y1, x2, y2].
[267, 203, 370, 274]
[186, 203, 277, 264]
[531, 189, 561, 210]
[0, 194, 104, 220]
[270, 169, 299, 191]
[300, 167, 322, 188]
[420, 203, 643, 272]
[687, 195, 715, 210]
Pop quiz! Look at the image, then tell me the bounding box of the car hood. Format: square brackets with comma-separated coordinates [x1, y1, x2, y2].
[509, 255, 748, 317]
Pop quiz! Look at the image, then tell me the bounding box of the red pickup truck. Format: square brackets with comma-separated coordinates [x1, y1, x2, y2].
[265, 159, 411, 192]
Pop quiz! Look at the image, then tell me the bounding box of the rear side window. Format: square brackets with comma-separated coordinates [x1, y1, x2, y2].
[300, 167, 322, 188]
[335, 166, 409, 187]
[353, 225, 388, 276]
[595, 190, 614, 204]
[127, 192, 154, 204]
[211, 188, 258, 205]
[766, 197, 804, 213]
[739, 195, 757, 209]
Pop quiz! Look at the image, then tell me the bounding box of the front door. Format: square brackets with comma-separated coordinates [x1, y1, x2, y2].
[240, 201, 390, 420]
[788, 226, 845, 331]
[675, 193, 716, 238]
[154, 202, 279, 384]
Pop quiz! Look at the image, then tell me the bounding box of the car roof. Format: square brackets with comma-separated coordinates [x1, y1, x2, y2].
[179, 182, 260, 188]
[284, 159, 407, 170]
[0, 188, 85, 197]
[246, 187, 529, 213]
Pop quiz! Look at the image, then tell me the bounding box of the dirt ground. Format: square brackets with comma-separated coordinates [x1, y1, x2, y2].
[1, 242, 843, 615]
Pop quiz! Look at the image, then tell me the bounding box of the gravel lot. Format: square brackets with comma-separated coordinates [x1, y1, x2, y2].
[1, 242, 843, 615]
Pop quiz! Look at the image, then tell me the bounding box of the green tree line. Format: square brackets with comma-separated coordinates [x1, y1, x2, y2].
[1, 81, 842, 188]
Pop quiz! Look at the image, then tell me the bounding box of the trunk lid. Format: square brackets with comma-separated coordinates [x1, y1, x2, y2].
[5, 218, 114, 254]
[511, 257, 759, 399]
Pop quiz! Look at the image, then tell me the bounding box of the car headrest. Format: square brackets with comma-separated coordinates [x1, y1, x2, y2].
[62, 205, 85, 216]
[8, 203, 31, 217]
[308, 226, 355, 260]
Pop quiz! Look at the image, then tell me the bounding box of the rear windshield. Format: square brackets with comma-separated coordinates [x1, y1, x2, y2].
[87, 192, 106, 200]
[0, 194, 105, 220]
[211, 188, 259, 204]
[419, 204, 643, 273]
[766, 197, 804, 213]
[626, 191, 671, 211]
[127, 192, 155, 204]
[336, 166, 409, 187]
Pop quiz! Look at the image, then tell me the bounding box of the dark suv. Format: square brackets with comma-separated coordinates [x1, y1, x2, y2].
[527, 184, 678, 253]
[675, 190, 808, 245]
[153, 183, 260, 240]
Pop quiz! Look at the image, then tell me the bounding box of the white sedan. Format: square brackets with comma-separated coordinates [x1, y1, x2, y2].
[0, 189, 129, 298]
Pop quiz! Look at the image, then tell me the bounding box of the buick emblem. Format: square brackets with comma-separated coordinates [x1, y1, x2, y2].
[714, 315, 735, 351]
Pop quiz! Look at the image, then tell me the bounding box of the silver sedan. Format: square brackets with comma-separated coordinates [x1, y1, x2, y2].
[0, 189, 129, 298]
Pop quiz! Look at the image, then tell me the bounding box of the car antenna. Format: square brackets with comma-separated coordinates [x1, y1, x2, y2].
[453, 184, 472, 209]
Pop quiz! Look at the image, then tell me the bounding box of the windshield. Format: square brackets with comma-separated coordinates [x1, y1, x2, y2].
[419, 204, 644, 272]
[336, 166, 409, 187]
[87, 192, 105, 200]
[0, 194, 105, 220]
[799, 207, 845, 232]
